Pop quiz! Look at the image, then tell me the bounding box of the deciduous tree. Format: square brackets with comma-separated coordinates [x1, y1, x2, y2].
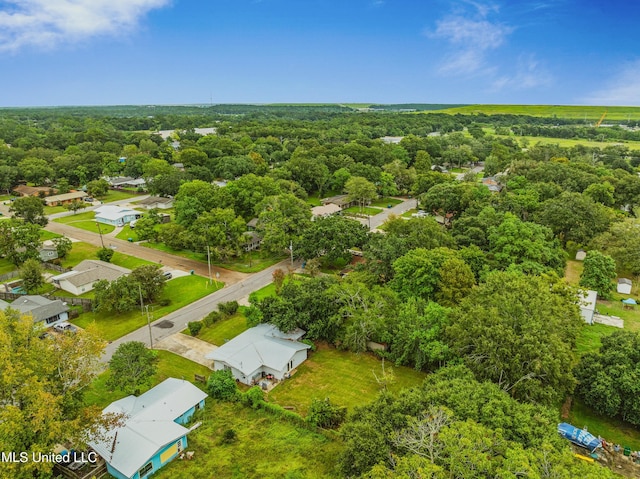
[107, 341, 158, 395]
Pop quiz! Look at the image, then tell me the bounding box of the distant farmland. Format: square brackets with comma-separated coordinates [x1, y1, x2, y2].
[429, 104, 640, 121]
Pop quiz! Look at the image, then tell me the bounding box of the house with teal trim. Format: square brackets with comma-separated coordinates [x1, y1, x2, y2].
[88, 378, 207, 479]
[94, 205, 141, 227]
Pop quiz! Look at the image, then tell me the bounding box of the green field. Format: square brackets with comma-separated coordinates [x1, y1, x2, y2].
[53, 211, 116, 234]
[72, 275, 221, 341]
[212, 251, 286, 274]
[370, 197, 402, 208]
[194, 313, 249, 346]
[343, 206, 383, 216]
[60, 241, 157, 270]
[569, 398, 640, 450]
[84, 350, 210, 409]
[267, 343, 426, 416]
[431, 104, 640, 121]
[0, 258, 15, 275]
[100, 190, 141, 203]
[115, 225, 139, 241]
[154, 401, 340, 479]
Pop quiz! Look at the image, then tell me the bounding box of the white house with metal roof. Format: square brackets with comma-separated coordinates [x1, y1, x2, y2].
[51, 260, 131, 295]
[206, 323, 311, 385]
[578, 290, 598, 325]
[88, 378, 207, 479]
[94, 205, 142, 226]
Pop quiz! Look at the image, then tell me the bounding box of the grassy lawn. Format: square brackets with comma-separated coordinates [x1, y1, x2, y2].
[267, 343, 427, 416]
[154, 401, 340, 479]
[84, 350, 211, 409]
[0, 258, 16, 275]
[575, 323, 619, 356]
[54, 211, 116, 234]
[370, 197, 402, 208]
[115, 225, 139, 242]
[40, 229, 61, 241]
[569, 398, 640, 450]
[111, 251, 158, 269]
[43, 205, 70, 215]
[250, 282, 277, 301]
[212, 251, 286, 273]
[100, 190, 140, 203]
[564, 259, 583, 285]
[596, 292, 640, 331]
[305, 193, 324, 207]
[343, 206, 383, 216]
[196, 313, 249, 346]
[72, 275, 222, 341]
[143, 242, 207, 263]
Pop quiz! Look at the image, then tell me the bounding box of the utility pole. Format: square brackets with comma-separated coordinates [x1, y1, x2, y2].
[207, 245, 212, 286]
[96, 222, 105, 249]
[145, 305, 153, 349]
[138, 283, 144, 314]
[289, 240, 294, 266]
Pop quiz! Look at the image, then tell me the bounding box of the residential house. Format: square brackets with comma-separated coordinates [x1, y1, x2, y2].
[38, 245, 58, 262]
[51, 260, 131, 295]
[206, 324, 311, 386]
[242, 231, 262, 252]
[171, 163, 185, 171]
[0, 295, 69, 327]
[12, 185, 56, 197]
[44, 191, 88, 207]
[246, 218, 259, 230]
[578, 290, 598, 325]
[88, 378, 207, 479]
[380, 136, 404, 144]
[482, 176, 504, 193]
[311, 203, 342, 219]
[321, 194, 357, 210]
[95, 205, 142, 226]
[617, 278, 632, 295]
[108, 177, 147, 189]
[135, 196, 174, 210]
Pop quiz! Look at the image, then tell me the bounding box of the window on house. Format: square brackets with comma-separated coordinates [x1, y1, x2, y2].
[139, 462, 153, 477]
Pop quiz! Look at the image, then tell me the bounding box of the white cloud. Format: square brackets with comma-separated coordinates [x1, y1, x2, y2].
[0, 0, 171, 52]
[491, 54, 552, 91]
[428, 3, 513, 75]
[583, 60, 640, 106]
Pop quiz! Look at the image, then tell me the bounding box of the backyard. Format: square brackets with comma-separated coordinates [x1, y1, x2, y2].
[72, 274, 221, 341]
[154, 401, 340, 479]
[60, 241, 157, 271]
[84, 350, 210, 409]
[267, 342, 426, 416]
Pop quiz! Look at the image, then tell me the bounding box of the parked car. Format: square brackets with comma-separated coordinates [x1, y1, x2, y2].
[54, 322, 77, 334]
[83, 197, 94, 203]
[163, 271, 173, 280]
[411, 210, 428, 218]
[129, 219, 138, 228]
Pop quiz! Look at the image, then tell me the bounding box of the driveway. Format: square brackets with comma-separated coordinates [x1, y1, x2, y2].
[351, 197, 417, 231]
[154, 333, 215, 369]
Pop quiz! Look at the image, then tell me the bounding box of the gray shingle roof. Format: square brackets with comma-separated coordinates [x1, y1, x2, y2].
[4, 295, 69, 323]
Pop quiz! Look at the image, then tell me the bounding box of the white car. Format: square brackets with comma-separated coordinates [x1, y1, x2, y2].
[411, 210, 428, 218]
[54, 322, 78, 334]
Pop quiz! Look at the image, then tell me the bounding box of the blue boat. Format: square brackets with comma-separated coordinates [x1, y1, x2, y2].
[558, 423, 602, 452]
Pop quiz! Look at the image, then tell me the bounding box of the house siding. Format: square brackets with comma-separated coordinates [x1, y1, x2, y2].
[105, 436, 188, 479]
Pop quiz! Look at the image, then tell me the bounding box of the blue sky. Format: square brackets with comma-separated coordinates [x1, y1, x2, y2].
[0, 0, 638, 107]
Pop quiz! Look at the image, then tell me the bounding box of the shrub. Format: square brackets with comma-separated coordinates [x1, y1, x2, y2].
[243, 386, 264, 408]
[218, 300, 239, 317]
[206, 370, 238, 401]
[300, 339, 316, 352]
[97, 247, 114, 263]
[188, 321, 203, 336]
[203, 310, 222, 327]
[158, 298, 171, 307]
[221, 428, 237, 444]
[306, 398, 347, 429]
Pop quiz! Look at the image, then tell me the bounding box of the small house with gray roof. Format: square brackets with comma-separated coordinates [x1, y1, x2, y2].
[0, 295, 69, 326]
[88, 378, 207, 479]
[206, 324, 310, 385]
[52, 260, 131, 295]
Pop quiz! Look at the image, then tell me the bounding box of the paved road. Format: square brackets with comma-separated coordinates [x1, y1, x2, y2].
[351, 197, 416, 230]
[45, 221, 248, 284]
[102, 259, 297, 362]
